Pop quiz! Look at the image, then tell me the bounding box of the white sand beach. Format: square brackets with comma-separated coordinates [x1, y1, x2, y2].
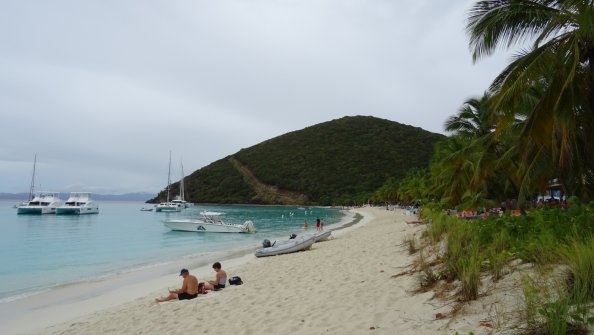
[7, 208, 517, 335]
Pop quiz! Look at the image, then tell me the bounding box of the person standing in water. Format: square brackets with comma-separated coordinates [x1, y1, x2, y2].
[316, 218, 321, 231]
[304, 219, 309, 230]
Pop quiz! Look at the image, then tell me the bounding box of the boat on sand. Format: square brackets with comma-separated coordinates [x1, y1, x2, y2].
[255, 234, 316, 257]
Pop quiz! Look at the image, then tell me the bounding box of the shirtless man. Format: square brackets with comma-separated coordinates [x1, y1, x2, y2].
[155, 268, 199, 302]
[204, 262, 227, 291]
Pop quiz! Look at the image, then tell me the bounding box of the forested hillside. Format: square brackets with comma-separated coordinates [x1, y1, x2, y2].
[150, 116, 444, 205]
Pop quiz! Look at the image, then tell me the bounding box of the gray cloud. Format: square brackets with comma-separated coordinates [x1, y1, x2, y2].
[0, 0, 511, 194]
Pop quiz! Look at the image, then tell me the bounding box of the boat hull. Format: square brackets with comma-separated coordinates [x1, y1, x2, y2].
[163, 219, 255, 233]
[255, 235, 316, 257]
[312, 230, 332, 242]
[17, 206, 56, 215]
[155, 203, 182, 212]
[56, 207, 99, 215]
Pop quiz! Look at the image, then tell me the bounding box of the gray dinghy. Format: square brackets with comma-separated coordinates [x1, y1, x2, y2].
[255, 234, 317, 257]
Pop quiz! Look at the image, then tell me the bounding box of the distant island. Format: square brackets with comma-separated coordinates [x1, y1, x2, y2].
[0, 192, 155, 202]
[150, 115, 444, 205]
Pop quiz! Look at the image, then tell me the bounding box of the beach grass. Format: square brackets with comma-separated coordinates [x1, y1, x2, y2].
[416, 199, 594, 332]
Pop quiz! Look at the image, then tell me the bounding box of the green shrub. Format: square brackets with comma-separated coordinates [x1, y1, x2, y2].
[459, 243, 481, 301]
[538, 297, 570, 335]
[404, 234, 418, 254]
[521, 275, 542, 331]
[445, 221, 476, 280]
[559, 236, 594, 301]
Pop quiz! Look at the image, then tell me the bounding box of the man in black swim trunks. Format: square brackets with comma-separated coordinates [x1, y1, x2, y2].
[155, 268, 199, 302]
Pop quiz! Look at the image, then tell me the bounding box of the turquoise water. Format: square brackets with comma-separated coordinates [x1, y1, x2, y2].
[0, 200, 346, 301]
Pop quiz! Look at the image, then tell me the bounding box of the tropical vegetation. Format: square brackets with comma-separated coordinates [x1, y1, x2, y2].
[150, 116, 444, 205]
[390, 1, 594, 333]
[375, 0, 594, 208]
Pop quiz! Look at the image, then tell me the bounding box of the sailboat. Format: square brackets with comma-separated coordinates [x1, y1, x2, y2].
[155, 151, 182, 212]
[171, 161, 191, 208]
[17, 155, 64, 214]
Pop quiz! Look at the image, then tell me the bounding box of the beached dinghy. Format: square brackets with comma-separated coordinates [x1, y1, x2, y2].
[288, 230, 332, 243]
[312, 230, 332, 242]
[255, 234, 316, 257]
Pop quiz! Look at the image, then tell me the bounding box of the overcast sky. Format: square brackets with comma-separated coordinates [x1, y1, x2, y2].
[0, 0, 511, 195]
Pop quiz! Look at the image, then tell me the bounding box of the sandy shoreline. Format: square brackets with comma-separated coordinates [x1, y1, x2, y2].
[8, 208, 482, 335]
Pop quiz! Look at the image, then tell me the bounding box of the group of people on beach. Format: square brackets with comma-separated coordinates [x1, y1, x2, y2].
[155, 262, 227, 302]
[303, 218, 324, 231]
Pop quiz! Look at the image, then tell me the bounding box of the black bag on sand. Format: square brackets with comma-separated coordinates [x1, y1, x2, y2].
[229, 276, 243, 285]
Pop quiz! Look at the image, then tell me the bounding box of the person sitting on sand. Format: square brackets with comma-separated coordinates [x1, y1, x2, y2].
[204, 262, 227, 291]
[155, 268, 199, 302]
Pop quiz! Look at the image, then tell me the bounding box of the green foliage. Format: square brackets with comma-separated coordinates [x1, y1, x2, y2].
[152, 116, 443, 205]
[459, 243, 481, 301]
[521, 274, 594, 334]
[559, 236, 594, 301]
[465, 0, 594, 204]
[151, 157, 257, 204]
[424, 201, 594, 331]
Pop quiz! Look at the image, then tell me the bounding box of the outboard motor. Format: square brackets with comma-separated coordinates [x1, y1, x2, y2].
[262, 239, 272, 248]
[289, 233, 297, 239]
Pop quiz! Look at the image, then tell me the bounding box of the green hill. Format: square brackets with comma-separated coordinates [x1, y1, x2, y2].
[150, 116, 444, 205]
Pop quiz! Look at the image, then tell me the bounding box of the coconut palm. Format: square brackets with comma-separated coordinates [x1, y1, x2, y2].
[445, 92, 496, 138]
[467, 0, 594, 199]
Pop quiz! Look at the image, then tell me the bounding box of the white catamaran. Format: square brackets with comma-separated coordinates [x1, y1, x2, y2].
[17, 155, 64, 214]
[55, 192, 99, 215]
[155, 151, 182, 212]
[171, 161, 191, 208]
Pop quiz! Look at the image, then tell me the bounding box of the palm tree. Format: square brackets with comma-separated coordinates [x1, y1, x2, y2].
[444, 92, 495, 138]
[467, 0, 594, 199]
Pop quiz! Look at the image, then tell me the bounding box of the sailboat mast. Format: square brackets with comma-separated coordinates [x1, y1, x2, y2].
[166, 151, 171, 203]
[180, 161, 185, 201]
[28, 154, 37, 201]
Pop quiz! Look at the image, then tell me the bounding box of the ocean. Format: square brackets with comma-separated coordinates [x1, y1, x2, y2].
[0, 200, 347, 302]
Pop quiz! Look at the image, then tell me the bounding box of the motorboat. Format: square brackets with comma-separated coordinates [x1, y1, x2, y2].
[17, 192, 64, 214]
[140, 207, 154, 211]
[163, 211, 256, 233]
[56, 192, 99, 215]
[155, 151, 182, 212]
[254, 234, 316, 257]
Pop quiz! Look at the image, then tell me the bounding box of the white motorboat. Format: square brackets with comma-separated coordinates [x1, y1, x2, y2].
[163, 211, 256, 233]
[17, 192, 64, 215]
[254, 234, 316, 257]
[155, 151, 182, 212]
[56, 192, 99, 215]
